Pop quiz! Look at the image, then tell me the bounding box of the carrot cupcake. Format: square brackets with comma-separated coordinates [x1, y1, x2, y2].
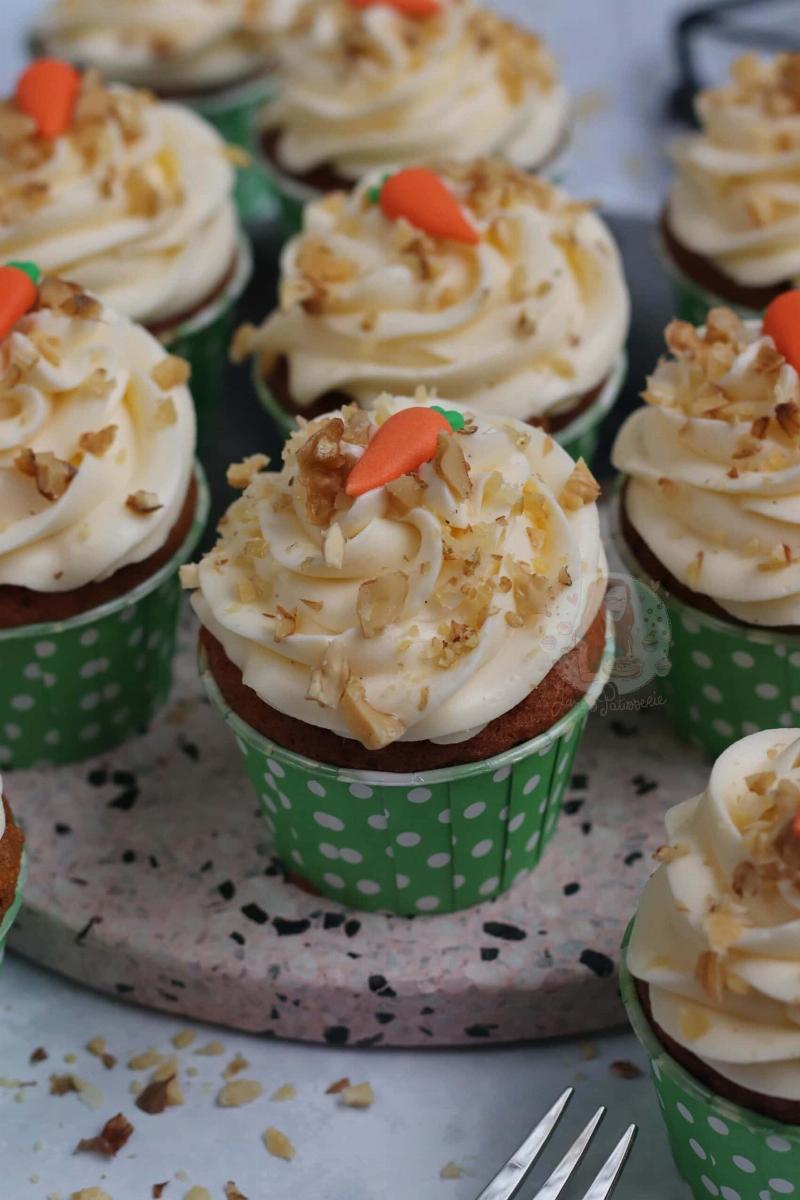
[32, 1, 302, 220]
[260, 0, 569, 227]
[186, 394, 611, 914]
[0, 787, 25, 959]
[0, 62, 250, 428]
[238, 160, 628, 461]
[621, 728, 800, 1197]
[663, 52, 800, 322]
[612, 300, 800, 758]
[0, 265, 207, 767]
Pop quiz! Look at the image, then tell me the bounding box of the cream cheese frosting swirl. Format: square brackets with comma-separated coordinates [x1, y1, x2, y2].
[629, 728, 800, 1102]
[613, 308, 800, 626]
[35, 1, 297, 93]
[0, 73, 238, 327]
[241, 161, 628, 422]
[0, 278, 195, 592]
[263, 0, 568, 180]
[188, 395, 606, 748]
[669, 53, 800, 288]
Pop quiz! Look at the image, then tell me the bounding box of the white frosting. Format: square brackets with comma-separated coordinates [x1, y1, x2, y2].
[190, 394, 606, 747]
[613, 312, 800, 626]
[0, 79, 239, 327]
[264, 0, 568, 181]
[247, 163, 628, 422]
[630, 728, 800, 1101]
[0, 290, 196, 592]
[669, 53, 800, 288]
[35, 0, 300, 92]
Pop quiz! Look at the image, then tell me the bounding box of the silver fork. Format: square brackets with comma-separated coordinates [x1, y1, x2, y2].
[474, 1088, 637, 1200]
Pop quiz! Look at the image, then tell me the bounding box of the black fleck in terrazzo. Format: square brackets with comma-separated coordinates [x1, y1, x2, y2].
[6, 601, 711, 1047]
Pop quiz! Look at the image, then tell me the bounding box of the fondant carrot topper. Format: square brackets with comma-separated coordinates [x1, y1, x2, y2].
[346, 406, 452, 496]
[374, 167, 479, 245]
[348, 0, 441, 16]
[0, 262, 41, 343]
[763, 290, 800, 373]
[16, 58, 81, 139]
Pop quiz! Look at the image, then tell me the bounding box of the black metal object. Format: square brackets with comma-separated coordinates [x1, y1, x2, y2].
[668, 0, 800, 125]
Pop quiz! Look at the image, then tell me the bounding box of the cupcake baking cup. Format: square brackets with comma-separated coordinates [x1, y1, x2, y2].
[159, 235, 253, 443]
[0, 850, 26, 969]
[0, 465, 209, 771]
[257, 152, 318, 237]
[614, 497, 800, 761]
[660, 243, 761, 326]
[199, 614, 613, 916]
[620, 928, 800, 1200]
[254, 350, 627, 465]
[190, 75, 279, 225]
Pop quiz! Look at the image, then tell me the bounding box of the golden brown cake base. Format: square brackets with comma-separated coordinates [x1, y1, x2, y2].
[147, 255, 239, 339]
[201, 603, 606, 771]
[661, 207, 785, 311]
[0, 797, 24, 923]
[619, 483, 800, 636]
[636, 978, 800, 1125]
[0, 475, 198, 630]
[263, 355, 607, 435]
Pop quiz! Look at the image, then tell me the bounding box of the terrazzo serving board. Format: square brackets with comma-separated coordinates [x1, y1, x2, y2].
[4, 604, 709, 1048]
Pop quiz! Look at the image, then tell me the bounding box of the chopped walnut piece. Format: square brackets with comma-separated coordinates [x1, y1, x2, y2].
[357, 571, 408, 638]
[152, 1185, 169, 1199]
[29, 1047, 47, 1064]
[339, 1082, 375, 1109]
[511, 563, 549, 618]
[558, 565, 572, 587]
[385, 474, 425, 514]
[135, 1076, 174, 1115]
[323, 523, 345, 569]
[441, 1162, 466, 1180]
[271, 1083, 297, 1102]
[79, 426, 117, 457]
[37, 276, 100, 320]
[227, 454, 269, 489]
[746, 771, 776, 796]
[230, 322, 258, 364]
[49, 1073, 79, 1096]
[775, 816, 800, 873]
[151, 355, 190, 391]
[75, 1112, 134, 1157]
[297, 237, 358, 286]
[609, 1060, 643, 1080]
[128, 1049, 162, 1071]
[297, 418, 351, 526]
[679, 1005, 711, 1041]
[653, 843, 689, 864]
[306, 643, 350, 709]
[274, 605, 297, 643]
[194, 1040, 225, 1057]
[732, 860, 761, 899]
[340, 679, 405, 750]
[325, 1077, 351, 1094]
[434, 432, 471, 499]
[707, 908, 743, 952]
[776, 402, 800, 438]
[184, 1189, 211, 1200]
[222, 1053, 248, 1080]
[559, 459, 600, 511]
[217, 1079, 263, 1108]
[15, 449, 76, 502]
[695, 951, 724, 1004]
[171, 1030, 195, 1050]
[264, 1126, 296, 1162]
[71, 1190, 112, 1200]
[126, 490, 162, 515]
[224, 1185, 248, 1200]
[758, 543, 792, 571]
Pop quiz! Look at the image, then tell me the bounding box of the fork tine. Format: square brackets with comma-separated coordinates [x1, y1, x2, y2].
[579, 1124, 638, 1200]
[529, 1107, 606, 1200]
[474, 1087, 574, 1200]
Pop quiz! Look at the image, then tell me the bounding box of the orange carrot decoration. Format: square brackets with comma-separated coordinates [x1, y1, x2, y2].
[763, 290, 800, 373]
[0, 263, 40, 343]
[349, 0, 441, 16]
[346, 406, 451, 496]
[380, 168, 479, 244]
[16, 59, 81, 140]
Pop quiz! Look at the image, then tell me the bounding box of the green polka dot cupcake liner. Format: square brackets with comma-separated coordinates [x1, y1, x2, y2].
[620, 929, 800, 1200]
[614, 503, 800, 761]
[660, 244, 762, 326]
[191, 75, 279, 226]
[253, 351, 627, 468]
[199, 615, 613, 916]
[0, 849, 26, 969]
[159, 235, 253, 446]
[0, 465, 209, 771]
